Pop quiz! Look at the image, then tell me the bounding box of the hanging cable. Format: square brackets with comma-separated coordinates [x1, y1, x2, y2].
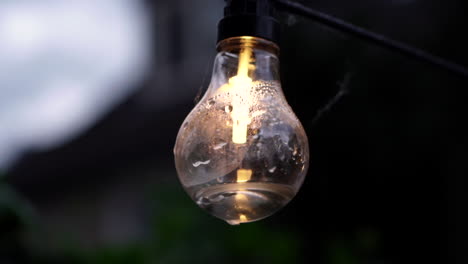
[274, 0, 468, 78]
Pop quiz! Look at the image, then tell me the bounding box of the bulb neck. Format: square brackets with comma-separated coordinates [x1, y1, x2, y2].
[217, 0, 281, 44]
[216, 36, 279, 56]
[208, 36, 281, 97]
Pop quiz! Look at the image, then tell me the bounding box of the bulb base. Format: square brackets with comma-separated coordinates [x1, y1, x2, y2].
[217, 15, 280, 44]
[217, 0, 280, 44]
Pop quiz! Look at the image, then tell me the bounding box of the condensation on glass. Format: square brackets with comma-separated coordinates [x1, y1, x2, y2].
[174, 36, 309, 225]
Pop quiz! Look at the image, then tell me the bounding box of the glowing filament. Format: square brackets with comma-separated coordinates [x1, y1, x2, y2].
[236, 169, 252, 182]
[239, 214, 248, 222]
[229, 40, 253, 144]
[230, 75, 251, 144]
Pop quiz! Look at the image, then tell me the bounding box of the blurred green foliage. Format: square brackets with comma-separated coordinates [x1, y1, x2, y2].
[0, 178, 301, 264]
[0, 176, 380, 264]
[328, 228, 381, 264]
[147, 183, 300, 264]
[0, 172, 35, 263]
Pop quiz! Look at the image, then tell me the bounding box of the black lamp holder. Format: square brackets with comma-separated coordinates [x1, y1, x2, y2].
[218, 0, 281, 43]
[218, 0, 468, 78]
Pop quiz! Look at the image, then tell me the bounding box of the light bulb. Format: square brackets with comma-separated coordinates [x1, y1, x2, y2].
[174, 36, 309, 225]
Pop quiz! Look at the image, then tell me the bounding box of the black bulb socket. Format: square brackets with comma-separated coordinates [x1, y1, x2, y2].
[217, 0, 281, 44]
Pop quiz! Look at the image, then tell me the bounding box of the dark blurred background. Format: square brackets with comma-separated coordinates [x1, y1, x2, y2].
[1, 0, 467, 263]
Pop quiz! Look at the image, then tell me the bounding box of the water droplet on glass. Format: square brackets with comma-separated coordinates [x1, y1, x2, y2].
[196, 197, 210, 206]
[207, 99, 215, 108]
[213, 142, 227, 150]
[292, 148, 298, 156]
[192, 160, 211, 167]
[211, 194, 225, 203]
[226, 219, 241, 225]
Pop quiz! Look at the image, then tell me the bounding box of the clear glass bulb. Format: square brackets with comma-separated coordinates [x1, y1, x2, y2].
[174, 36, 309, 225]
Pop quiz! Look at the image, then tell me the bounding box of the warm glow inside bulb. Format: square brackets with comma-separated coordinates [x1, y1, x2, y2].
[174, 36, 309, 225]
[226, 42, 253, 144]
[236, 169, 252, 183]
[239, 214, 248, 222]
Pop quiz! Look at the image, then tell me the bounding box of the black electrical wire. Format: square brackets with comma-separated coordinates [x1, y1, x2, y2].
[274, 0, 468, 79]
